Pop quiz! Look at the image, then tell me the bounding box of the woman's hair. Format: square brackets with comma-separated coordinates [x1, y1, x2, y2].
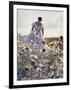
[59, 36, 63, 40]
[38, 17, 42, 21]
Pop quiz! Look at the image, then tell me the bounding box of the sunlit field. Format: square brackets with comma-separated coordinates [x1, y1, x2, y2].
[17, 34, 63, 80]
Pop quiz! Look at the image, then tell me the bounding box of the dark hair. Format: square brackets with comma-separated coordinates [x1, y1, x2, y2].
[60, 36, 63, 40]
[38, 17, 42, 21]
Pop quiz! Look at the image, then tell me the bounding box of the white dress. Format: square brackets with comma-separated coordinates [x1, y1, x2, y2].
[26, 21, 44, 48]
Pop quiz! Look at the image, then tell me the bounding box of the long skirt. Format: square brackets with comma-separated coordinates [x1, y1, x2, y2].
[26, 32, 43, 49]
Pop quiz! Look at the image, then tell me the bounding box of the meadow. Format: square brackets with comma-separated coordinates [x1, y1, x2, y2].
[17, 35, 63, 80]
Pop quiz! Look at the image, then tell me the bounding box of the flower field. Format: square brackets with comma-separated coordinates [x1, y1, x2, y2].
[17, 35, 63, 80]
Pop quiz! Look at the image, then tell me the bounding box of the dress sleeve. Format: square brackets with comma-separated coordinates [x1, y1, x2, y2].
[32, 22, 36, 27]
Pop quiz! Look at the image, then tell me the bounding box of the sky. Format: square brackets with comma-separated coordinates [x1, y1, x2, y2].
[17, 9, 64, 38]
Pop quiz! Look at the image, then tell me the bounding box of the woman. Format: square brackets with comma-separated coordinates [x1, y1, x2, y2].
[26, 17, 44, 48]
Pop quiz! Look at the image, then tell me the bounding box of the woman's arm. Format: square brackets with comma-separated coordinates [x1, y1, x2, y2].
[42, 29, 44, 35]
[42, 24, 44, 36]
[32, 22, 35, 31]
[32, 26, 35, 31]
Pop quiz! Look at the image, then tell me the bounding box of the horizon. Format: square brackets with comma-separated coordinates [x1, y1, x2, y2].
[18, 33, 63, 38]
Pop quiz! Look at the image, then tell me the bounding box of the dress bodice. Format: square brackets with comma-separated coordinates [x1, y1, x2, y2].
[32, 21, 44, 35]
